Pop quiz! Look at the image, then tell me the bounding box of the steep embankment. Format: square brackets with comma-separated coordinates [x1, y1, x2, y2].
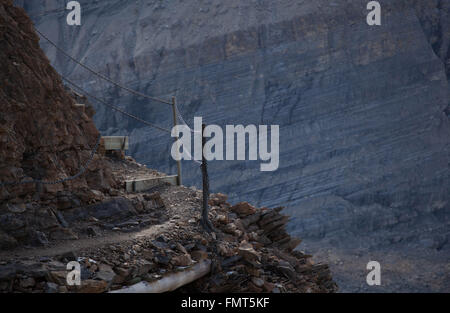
[0, 0, 119, 249]
[19, 0, 450, 291]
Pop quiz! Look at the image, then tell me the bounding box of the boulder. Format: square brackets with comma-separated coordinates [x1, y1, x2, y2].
[77, 279, 108, 293]
[230, 202, 256, 217]
[19, 277, 35, 289]
[171, 254, 193, 267]
[95, 264, 117, 286]
[191, 250, 209, 262]
[238, 241, 260, 262]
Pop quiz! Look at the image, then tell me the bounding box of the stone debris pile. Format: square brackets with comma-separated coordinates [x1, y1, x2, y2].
[182, 195, 337, 293]
[0, 188, 337, 293]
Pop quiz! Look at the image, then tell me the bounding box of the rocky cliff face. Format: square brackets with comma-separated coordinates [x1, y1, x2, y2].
[0, 0, 117, 248]
[18, 0, 450, 291]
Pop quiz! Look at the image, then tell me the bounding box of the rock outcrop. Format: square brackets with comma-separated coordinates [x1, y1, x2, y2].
[0, 0, 116, 195]
[0, 185, 337, 293]
[0, 0, 117, 248]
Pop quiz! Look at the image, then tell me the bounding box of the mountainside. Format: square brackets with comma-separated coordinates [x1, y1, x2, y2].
[17, 0, 450, 291]
[0, 0, 118, 249]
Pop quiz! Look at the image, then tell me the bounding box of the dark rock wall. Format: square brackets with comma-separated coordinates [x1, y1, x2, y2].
[0, 0, 116, 248]
[411, 0, 450, 93]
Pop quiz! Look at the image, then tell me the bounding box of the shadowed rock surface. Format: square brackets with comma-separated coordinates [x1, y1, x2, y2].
[17, 0, 450, 292]
[0, 0, 118, 249]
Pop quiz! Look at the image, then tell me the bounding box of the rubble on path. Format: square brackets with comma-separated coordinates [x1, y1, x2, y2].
[0, 167, 337, 293]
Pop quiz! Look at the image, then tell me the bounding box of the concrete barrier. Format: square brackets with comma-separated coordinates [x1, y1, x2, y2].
[103, 136, 129, 150]
[125, 175, 178, 192]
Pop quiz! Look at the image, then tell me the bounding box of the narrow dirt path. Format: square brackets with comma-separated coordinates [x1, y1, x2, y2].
[0, 221, 173, 261]
[0, 157, 203, 262]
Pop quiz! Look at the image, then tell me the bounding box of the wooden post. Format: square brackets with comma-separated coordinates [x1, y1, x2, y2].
[201, 123, 215, 232]
[171, 96, 182, 186]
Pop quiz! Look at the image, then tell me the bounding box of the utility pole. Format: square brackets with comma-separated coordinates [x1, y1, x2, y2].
[201, 123, 215, 232]
[171, 96, 182, 186]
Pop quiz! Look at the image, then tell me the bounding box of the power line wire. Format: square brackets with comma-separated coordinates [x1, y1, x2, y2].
[35, 28, 173, 106]
[28, 8, 67, 18]
[65, 77, 203, 165]
[1, 25, 203, 187]
[65, 77, 204, 166]
[34, 29, 204, 165]
[62, 76, 172, 134]
[174, 102, 201, 134]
